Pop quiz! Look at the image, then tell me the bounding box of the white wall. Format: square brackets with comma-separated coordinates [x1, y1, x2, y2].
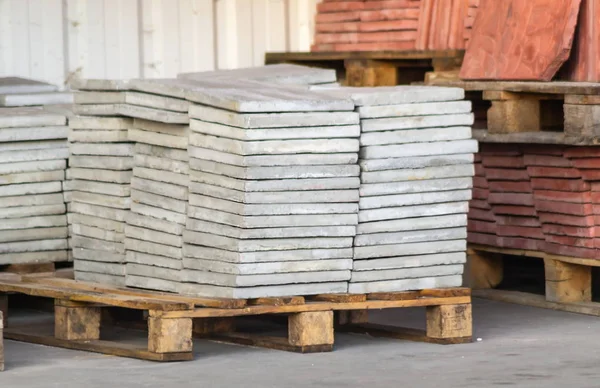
[0, 0, 319, 88]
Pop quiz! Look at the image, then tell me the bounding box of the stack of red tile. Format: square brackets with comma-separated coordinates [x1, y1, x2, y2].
[312, 0, 421, 52]
[416, 0, 469, 50]
[463, 0, 479, 48]
[468, 144, 600, 259]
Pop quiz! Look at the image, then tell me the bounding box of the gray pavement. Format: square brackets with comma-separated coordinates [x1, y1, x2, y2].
[2, 298, 600, 388]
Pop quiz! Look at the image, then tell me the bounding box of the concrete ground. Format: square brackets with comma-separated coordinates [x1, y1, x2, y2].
[1, 298, 600, 388]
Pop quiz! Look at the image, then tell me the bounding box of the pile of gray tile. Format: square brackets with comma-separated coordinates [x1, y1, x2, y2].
[180, 83, 360, 298]
[0, 107, 69, 266]
[123, 79, 191, 292]
[319, 86, 477, 293]
[0, 77, 72, 107]
[69, 83, 133, 285]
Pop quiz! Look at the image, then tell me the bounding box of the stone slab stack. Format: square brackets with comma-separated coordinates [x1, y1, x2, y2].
[180, 83, 360, 298]
[0, 77, 72, 107]
[69, 82, 134, 286]
[122, 79, 192, 293]
[0, 107, 69, 266]
[318, 85, 476, 293]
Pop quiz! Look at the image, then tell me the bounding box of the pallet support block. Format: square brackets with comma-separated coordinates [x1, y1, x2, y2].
[564, 104, 600, 136]
[148, 315, 193, 353]
[544, 258, 591, 303]
[54, 300, 101, 341]
[344, 59, 398, 87]
[193, 317, 236, 335]
[426, 304, 473, 340]
[337, 310, 369, 326]
[467, 249, 503, 289]
[487, 99, 541, 133]
[288, 311, 334, 347]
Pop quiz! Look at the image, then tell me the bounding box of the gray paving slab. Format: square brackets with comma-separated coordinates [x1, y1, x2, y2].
[358, 214, 467, 235]
[190, 171, 360, 192]
[75, 271, 125, 286]
[70, 202, 128, 222]
[354, 227, 467, 247]
[357, 100, 472, 118]
[126, 263, 180, 281]
[189, 146, 357, 167]
[183, 244, 353, 264]
[69, 213, 125, 233]
[0, 249, 67, 265]
[0, 139, 67, 152]
[72, 103, 121, 116]
[183, 257, 353, 275]
[188, 195, 358, 216]
[0, 181, 62, 197]
[361, 113, 474, 132]
[132, 118, 189, 136]
[179, 281, 348, 298]
[125, 91, 190, 112]
[69, 155, 133, 171]
[360, 139, 478, 159]
[353, 251, 467, 271]
[71, 223, 125, 243]
[0, 204, 65, 219]
[189, 105, 359, 128]
[71, 78, 131, 91]
[0, 226, 67, 243]
[0, 193, 64, 208]
[69, 168, 132, 184]
[0, 76, 58, 94]
[0, 238, 68, 254]
[359, 189, 472, 210]
[68, 129, 129, 143]
[120, 104, 189, 124]
[354, 239, 467, 260]
[0, 107, 66, 127]
[182, 231, 352, 252]
[186, 218, 356, 239]
[350, 264, 464, 282]
[361, 164, 474, 184]
[74, 260, 125, 276]
[190, 159, 359, 180]
[69, 142, 133, 156]
[0, 92, 73, 106]
[360, 126, 472, 146]
[71, 191, 130, 209]
[189, 182, 358, 204]
[126, 250, 182, 269]
[130, 177, 188, 201]
[182, 268, 350, 287]
[125, 225, 183, 247]
[133, 154, 188, 174]
[190, 119, 360, 140]
[70, 179, 130, 197]
[0, 215, 67, 231]
[133, 166, 188, 186]
[125, 274, 178, 292]
[130, 202, 186, 225]
[360, 177, 473, 197]
[72, 247, 124, 263]
[134, 142, 188, 161]
[128, 128, 188, 149]
[126, 211, 184, 235]
[124, 237, 182, 259]
[68, 116, 132, 130]
[0, 170, 65, 185]
[0, 160, 66, 174]
[348, 274, 463, 293]
[72, 235, 124, 253]
[0, 148, 69, 163]
[128, 78, 201, 99]
[74, 91, 125, 104]
[318, 85, 464, 106]
[131, 189, 187, 214]
[0, 125, 68, 142]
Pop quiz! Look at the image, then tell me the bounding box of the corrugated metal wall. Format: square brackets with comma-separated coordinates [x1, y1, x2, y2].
[0, 0, 319, 88]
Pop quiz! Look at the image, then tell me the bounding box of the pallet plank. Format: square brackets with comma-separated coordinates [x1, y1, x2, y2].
[206, 332, 333, 353]
[247, 296, 305, 306]
[308, 294, 366, 303]
[339, 323, 472, 344]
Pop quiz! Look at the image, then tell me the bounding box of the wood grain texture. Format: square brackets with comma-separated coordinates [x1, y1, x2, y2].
[54, 303, 100, 341]
[288, 311, 334, 346]
[148, 317, 193, 353]
[544, 258, 592, 303]
[426, 304, 473, 339]
[562, 0, 600, 81]
[460, 0, 582, 80]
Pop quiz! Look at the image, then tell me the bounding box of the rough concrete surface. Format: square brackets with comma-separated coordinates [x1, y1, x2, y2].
[2, 299, 597, 387]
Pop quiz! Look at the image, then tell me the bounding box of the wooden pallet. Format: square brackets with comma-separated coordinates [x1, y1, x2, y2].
[0, 277, 472, 362]
[469, 244, 600, 316]
[424, 80, 600, 145]
[265, 50, 464, 87]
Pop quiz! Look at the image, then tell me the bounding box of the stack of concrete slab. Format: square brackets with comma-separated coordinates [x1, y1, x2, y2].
[319, 86, 477, 293]
[0, 77, 72, 107]
[119, 79, 191, 293]
[0, 107, 69, 266]
[180, 84, 360, 298]
[69, 83, 134, 285]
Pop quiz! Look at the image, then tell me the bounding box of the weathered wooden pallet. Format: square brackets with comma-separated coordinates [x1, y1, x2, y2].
[0, 277, 472, 362]
[425, 80, 600, 145]
[469, 244, 600, 316]
[265, 50, 464, 87]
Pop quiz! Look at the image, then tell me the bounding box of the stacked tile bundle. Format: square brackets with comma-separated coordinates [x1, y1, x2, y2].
[319, 85, 476, 293]
[180, 83, 360, 298]
[123, 79, 191, 293]
[0, 107, 69, 266]
[468, 144, 600, 259]
[312, 0, 421, 52]
[0, 77, 72, 107]
[415, 0, 469, 50]
[464, 0, 479, 48]
[69, 81, 134, 285]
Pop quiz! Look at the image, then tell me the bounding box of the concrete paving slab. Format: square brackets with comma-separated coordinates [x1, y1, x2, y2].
[354, 251, 466, 271]
[182, 268, 351, 287]
[359, 189, 472, 210]
[361, 164, 474, 184]
[358, 214, 467, 235]
[360, 177, 473, 197]
[354, 239, 467, 260]
[183, 257, 353, 275]
[179, 281, 348, 298]
[0, 226, 67, 243]
[0, 160, 66, 174]
[183, 244, 353, 263]
[354, 227, 467, 247]
[358, 100, 472, 118]
[350, 264, 464, 282]
[0, 126, 68, 142]
[347, 274, 463, 293]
